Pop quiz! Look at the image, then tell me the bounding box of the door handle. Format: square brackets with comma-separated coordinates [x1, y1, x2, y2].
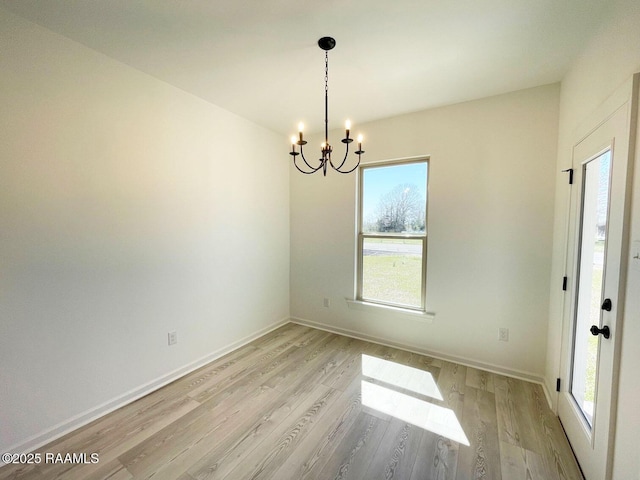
[590, 325, 611, 339]
[601, 298, 612, 311]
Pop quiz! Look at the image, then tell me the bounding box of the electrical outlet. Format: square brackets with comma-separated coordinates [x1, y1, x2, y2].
[168, 331, 177, 346]
[498, 328, 509, 342]
[323, 298, 330, 308]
